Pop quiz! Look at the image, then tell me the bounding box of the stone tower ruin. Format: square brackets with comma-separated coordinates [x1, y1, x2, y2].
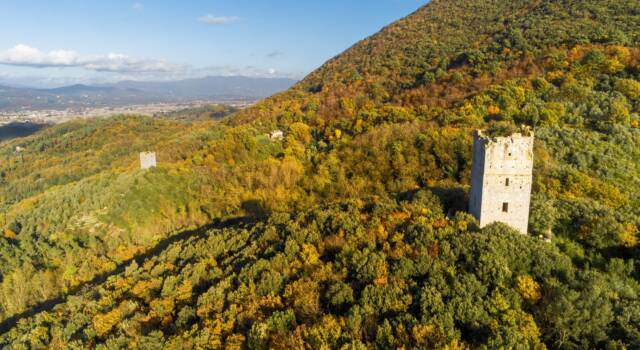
[469, 130, 534, 234]
[140, 152, 157, 170]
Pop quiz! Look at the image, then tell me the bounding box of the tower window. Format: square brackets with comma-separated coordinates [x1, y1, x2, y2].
[502, 202, 509, 212]
[505, 178, 510, 187]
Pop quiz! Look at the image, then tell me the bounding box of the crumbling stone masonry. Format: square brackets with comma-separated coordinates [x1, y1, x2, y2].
[469, 130, 534, 234]
[140, 152, 157, 170]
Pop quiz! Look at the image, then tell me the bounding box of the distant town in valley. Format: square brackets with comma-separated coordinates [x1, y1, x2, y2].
[0, 75, 296, 125]
[0, 100, 252, 126]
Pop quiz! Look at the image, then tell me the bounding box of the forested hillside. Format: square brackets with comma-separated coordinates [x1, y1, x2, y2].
[0, 0, 639, 348]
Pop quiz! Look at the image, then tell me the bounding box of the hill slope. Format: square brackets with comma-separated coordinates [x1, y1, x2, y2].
[0, 0, 639, 348]
[233, 0, 639, 125]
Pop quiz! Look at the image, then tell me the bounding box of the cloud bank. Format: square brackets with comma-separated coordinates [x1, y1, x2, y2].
[0, 44, 300, 86]
[0, 44, 182, 74]
[198, 15, 240, 25]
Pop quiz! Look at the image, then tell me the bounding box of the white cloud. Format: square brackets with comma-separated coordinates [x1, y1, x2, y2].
[268, 68, 276, 75]
[0, 44, 77, 67]
[132, 2, 144, 11]
[198, 14, 239, 25]
[0, 44, 183, 74]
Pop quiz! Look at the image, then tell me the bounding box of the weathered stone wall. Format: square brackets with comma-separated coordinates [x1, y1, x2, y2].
[140, 152, 157, 170]
[469, 130, 533, 234]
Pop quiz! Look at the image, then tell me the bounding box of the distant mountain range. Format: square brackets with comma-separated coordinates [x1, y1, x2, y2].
[0, 76, 297, 111]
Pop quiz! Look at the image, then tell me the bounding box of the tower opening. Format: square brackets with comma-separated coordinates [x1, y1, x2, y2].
[502, 202, 509, 212]
[505, 178, 510, 186]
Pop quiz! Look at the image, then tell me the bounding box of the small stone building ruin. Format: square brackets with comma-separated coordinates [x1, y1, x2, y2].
[140, 152, 157, 170]
[469, 130, 534, 234]
[269, 130, 284, 141]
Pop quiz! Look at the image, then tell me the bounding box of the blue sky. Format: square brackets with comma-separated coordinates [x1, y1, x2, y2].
[0, 0, 424, 87]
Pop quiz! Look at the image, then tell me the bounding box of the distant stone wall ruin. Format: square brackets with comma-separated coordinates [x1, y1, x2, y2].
[140, 152, 157, 170]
